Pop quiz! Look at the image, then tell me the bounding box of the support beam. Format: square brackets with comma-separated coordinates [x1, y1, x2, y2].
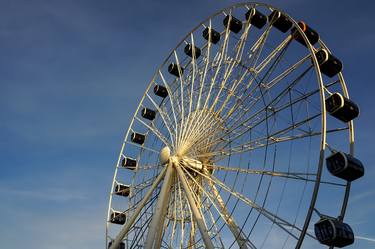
[207, 177, 250, 249]
[108, 166, 168, 249]
[145, 162, 174, 249]
[187, 217, 196, 249]
[175, 163, 215, 249]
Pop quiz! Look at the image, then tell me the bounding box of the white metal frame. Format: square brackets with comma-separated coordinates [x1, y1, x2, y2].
[106, 2, 356, 249]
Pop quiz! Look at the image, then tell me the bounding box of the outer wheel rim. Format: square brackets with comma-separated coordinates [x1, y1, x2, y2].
[106, 2, 354, 249]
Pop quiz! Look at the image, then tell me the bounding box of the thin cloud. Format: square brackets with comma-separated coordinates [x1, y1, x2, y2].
[355, 236, 375, 243]
[308, 229, 375, 244]
[350, 190, 375, 204]
[0, 187, 87, 202]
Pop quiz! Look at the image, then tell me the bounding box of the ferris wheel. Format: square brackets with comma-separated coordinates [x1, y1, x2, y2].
[106, 2, 364, 249]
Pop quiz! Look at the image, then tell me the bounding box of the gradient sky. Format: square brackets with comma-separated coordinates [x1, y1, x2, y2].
[1, 0, 374, 248]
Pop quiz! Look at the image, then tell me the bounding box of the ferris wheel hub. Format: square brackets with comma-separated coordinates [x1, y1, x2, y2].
[180, 157, 203, 171]
[159, 146, 171, 164]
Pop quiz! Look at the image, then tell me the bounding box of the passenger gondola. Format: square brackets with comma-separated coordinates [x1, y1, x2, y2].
[325, 92, 359, 122]
[114, 183, 130, 197]
[153, 84, 168, 98]
[110, 211, 126, 225]
[223, 15, 243, 33]
[268, 10, 293, 33]
[141, 108, 156, 121]
[184, 43, 201, 58]
[315, 217, 354, 247]
[131, 132, 145, 145]
[326, 151, 364, 181]
[203, 27, 221, 44]
[108, 241, 125, 249]
[121, 157, 137, 170]
[245, 8, 267, 29]
[291, 21, 319, 46]
[315, 49, 343, 77]
[168, 63, 184, 78]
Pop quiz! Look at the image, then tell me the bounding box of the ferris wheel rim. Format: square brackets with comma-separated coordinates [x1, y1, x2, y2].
[106, 2, 356, 249]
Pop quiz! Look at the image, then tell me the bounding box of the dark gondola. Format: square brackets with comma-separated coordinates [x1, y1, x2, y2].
[245, 8, 267, 29]
[223, 15, 243, 33]
[141, 108, 156, 121]
[108, 241, 125, 249]
[268, 10, 293, 33]
[114, 183, 130, 197]
[315, 217, 354, 248]
[168, 63, 184, 78]
[291, 21, 319, 47]
[315, 49, 343, 77]
[325, 92, 359, 122]
[184, 43, 201, 58]
[131, 132, 145, 145]
[203, 27, 221, 44]
[326, 151, 364, 182]
[121, 157, 137, 170]
[110, 211, 126, 225]
[153, 84, 168, 98]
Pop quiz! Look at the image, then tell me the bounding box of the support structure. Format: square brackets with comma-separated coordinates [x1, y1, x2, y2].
[108, 166, 168, 249]
[145, 162, 175, 249]
[175, 163, 215, 249]
[207, 176, 250, 249]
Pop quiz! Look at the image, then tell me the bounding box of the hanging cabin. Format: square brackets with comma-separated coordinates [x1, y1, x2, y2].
[325, 92, 359, 122]
[131, 132, 145, 145]
[203, 27, 221, 44]
[184, 43, 201, 58]
[153, 84, 168, 98]
[315, 217, 354, 248]
[245, 8, 267, 29]
[110, 210, 126, 225]
[114, 183, 131, 197]
[108, 241, 125, 249]
[121, 157, 137, 170]
[141, 108, 156, 121]
[223, 15, 243, 33]
[315, 49, 343, 77]
[269, 10, 293, 33]
[291, 21, 319, 47]
[326, 151, 364, 181]
[168, 63, 184, 78]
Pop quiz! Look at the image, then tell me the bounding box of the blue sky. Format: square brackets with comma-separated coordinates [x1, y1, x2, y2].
[1, 0, 374, 248]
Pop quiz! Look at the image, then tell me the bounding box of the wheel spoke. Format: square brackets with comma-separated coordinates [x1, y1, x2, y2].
[254, 36, 292, 73]
[209, 14, 253, 113]
[195, 112, 321, 158]
[189, 46, 313, 153]
[159, 71, 179, 144]
[146, 93, 176, 149]
[125, 140, 160, 154]
[185, 165, 316, 241]
[109, 166, 168, 249]
[180, 165, 256, 249]
[134, 116, 172, 148]
[245, 19, 274, 68]
[202, 15, 231, 111]
[204, 163, 346, 187]
[175, 162, 215, 249]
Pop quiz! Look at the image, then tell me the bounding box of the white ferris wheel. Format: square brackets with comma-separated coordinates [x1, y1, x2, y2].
[106, 2, 364, 249]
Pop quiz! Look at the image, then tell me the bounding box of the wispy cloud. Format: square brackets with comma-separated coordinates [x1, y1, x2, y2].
[307, 229, 375, 244]
[355, 236, 375, 243]
[0, 201, 105, 249]
[0, 186, 87, 202]
[350, 190, 375, 204]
